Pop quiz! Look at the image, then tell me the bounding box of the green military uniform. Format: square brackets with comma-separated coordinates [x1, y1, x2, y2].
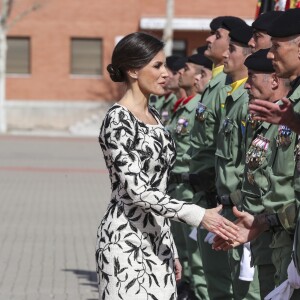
[214, 79, 261, 300]
[166, 93, 209, 300]
[243, 81, 300, 299]
[149, 94, 164, 111]
[242, 117, 277, 299]
[186, 66, 234, 299]
[150, 93, 177, 126]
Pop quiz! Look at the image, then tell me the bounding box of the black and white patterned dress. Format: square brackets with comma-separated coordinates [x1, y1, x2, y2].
[96, 104, 204, 300]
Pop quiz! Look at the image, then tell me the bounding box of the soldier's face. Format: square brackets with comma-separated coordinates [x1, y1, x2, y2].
[248, 30, 272, 53]
[268, 36, 300, 80]
[245, 70, 273, 101]
[178, 63, 197, 89]
[223, 42, 248, 75]
[165, 68, 180, 90]
[205, 28, 230, 62]
[194, 67, 212, 94]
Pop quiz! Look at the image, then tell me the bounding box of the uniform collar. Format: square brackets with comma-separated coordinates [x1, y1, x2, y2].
[228, 77, 247, 95]
[226, 81, 248, 103]
[212, 65, 224, 78]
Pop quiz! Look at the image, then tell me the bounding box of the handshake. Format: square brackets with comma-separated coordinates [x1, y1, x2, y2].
[201, 206, 268, 250]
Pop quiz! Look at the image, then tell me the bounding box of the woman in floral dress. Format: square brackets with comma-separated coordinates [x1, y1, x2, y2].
[96, 32, 238, 300]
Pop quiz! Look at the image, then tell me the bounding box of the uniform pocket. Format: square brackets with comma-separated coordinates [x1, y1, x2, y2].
[215, 118, 235, 160]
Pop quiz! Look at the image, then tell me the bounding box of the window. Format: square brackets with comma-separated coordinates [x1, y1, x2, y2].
[71, 38, 102, 76]
[172, 40, 187, 57]
[6, 37, 30, 74]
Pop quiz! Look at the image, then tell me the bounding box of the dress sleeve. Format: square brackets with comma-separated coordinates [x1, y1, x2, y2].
[100, 107, 205, 227]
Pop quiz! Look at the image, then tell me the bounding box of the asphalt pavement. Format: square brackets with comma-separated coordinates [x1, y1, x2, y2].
[0, 134, 110, 300]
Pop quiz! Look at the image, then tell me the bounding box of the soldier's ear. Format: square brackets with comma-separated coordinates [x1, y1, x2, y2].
[127, 69, 138, 80]
[271, 73, 279, 89]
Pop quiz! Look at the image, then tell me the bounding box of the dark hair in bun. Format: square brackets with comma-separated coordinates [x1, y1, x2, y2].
[107, 32, 164, 83]
[107, 64, 124, 82]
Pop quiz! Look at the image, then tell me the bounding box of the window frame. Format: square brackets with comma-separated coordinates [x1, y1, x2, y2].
[70, 37, 103, 78]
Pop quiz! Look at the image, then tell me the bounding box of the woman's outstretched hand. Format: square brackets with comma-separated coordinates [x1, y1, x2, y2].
[201, 205, 239, 241]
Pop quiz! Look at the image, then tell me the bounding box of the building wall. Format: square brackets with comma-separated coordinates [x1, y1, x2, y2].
[6, 0, 257, 102]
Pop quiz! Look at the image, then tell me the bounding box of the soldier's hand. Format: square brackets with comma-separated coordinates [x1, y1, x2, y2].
[201, 205, 239, 241]
[248, 97, 293, 125]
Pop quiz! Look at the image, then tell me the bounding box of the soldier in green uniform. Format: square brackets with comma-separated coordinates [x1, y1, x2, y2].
[248, 11, 283, 53]
[213, 21, 261, 299]
[184, 16, 246, 300]
[194, 47, 212, 95]
[166, 52, 212, 300]
[150, 56, 187, 125]
[213, 9, 300, 300]
[242, 48, 290, 298]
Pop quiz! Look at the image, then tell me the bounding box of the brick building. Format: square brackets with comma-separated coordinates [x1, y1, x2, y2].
[6, 0, 257, 103]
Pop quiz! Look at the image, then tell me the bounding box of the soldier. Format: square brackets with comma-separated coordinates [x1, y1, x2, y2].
[213, 8, 300, 300]
[166, 52, 212, 300]
[248, 11, 283, 53]
[212, 21, 261, 300]
[149, 55, 187, 125]
[185, 16, 246, 300]
[194, 46, 213, 94]
[242, 48, 290, 298]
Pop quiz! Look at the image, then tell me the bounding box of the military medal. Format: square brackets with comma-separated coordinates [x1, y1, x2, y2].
[247, 113, 259, 129]
[246, 134, 270, 184]
[175, 118, 188, 134]
[222, 117, 233, 136]
[195, 102, 207, 122]
[276, 125, 292, 147]
[161, 110, 169, 125]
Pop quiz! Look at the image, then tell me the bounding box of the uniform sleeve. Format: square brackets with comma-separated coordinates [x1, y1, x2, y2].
[100, 107, 205, 227]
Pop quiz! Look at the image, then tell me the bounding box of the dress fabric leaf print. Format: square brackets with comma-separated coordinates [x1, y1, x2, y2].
[96, 104, 204, 300]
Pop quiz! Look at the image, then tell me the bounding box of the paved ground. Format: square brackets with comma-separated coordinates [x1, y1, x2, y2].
[0, 134, 111, 300]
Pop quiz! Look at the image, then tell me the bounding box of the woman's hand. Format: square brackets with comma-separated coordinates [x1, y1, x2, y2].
[174, 258, 182, 282]
[201, 205, 239, 241]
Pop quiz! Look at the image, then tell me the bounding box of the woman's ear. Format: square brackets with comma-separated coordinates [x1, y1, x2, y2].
[127, 69, 138, 80]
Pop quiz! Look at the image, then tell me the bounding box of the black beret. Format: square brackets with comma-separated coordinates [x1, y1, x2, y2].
[166, 55, 181, 71]
[221, 16, 247, 32]
[229, 23, 253, 46]
[171, 56, 188, 71]
[196, 45, 207, 55]
[210, 16, 227, 32]
[187, 53, 213, 70]
[244, 48, 274, 73]
[252, 11, 284, 32]
[268, 8, 300, 37]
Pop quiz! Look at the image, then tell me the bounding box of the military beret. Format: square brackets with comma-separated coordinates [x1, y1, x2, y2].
[210, 16, 227, 32]
[166, 55, 181, 71]
[268, 8, 300, 37]
[221, 16, 247, 32]
[196, 45, 207, 55]
[252, 11, 284, 32]
[171, 56, 188, 71]
[244, 48, 274, 73]
[229, 23, 253, 46]
[188, 52, 213, 70]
